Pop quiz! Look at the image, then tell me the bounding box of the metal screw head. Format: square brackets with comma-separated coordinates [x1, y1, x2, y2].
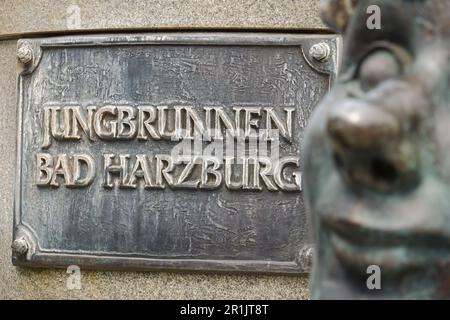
[11, 237, 29, 256]
[17, 41, 33, 64]
[309, 42, 331, 62]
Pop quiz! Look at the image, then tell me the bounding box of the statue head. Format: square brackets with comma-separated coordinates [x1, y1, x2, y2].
[304, 0, 450, 299]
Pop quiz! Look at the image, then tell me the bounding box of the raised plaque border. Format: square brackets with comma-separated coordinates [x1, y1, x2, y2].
[13, 33, 340, 274]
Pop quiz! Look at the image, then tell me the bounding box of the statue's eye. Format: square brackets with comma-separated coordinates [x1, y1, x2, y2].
[358, 49, 402, 91]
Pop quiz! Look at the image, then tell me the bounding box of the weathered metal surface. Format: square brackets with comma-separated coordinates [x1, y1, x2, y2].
[13, 33, 338, 273]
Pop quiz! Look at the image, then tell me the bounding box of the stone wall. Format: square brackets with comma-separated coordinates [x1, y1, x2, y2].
[0, 0, 327, 299]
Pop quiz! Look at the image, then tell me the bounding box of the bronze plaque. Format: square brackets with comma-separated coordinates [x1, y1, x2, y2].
[13, 33, 339, 273]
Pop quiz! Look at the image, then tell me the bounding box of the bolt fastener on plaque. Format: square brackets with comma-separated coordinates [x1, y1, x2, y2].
[17, 41, 33, 64]
[11, 237, 29, 256]
[309, 42, 330, 62]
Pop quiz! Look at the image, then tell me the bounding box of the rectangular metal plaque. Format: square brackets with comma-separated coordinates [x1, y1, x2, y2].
[13, 33, 338, 273]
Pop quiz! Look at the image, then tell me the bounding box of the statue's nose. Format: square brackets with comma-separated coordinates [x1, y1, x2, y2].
[326, 99, 419, 192]
[327, 100, 400, 150]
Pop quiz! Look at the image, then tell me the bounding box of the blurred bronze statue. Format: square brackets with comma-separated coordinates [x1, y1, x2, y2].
[304, 0, 450, 299]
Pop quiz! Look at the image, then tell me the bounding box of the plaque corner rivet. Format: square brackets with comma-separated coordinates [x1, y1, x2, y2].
[17, 41, 33, 65]
[309, 42, 331, 62]
[11, 237, 29, 256]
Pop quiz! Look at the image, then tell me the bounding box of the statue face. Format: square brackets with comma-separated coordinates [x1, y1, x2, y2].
[304, 0, 450, 299]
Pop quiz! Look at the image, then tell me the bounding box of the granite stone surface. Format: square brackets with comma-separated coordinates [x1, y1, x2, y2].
[0, 0, 326, 39]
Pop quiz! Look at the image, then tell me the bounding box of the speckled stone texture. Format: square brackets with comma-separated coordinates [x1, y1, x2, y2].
[0, 0, 325, 299]
[0, 0, 325, 39]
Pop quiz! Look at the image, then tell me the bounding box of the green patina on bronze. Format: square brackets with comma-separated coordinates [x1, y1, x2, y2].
[304, 0, 450, 299]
